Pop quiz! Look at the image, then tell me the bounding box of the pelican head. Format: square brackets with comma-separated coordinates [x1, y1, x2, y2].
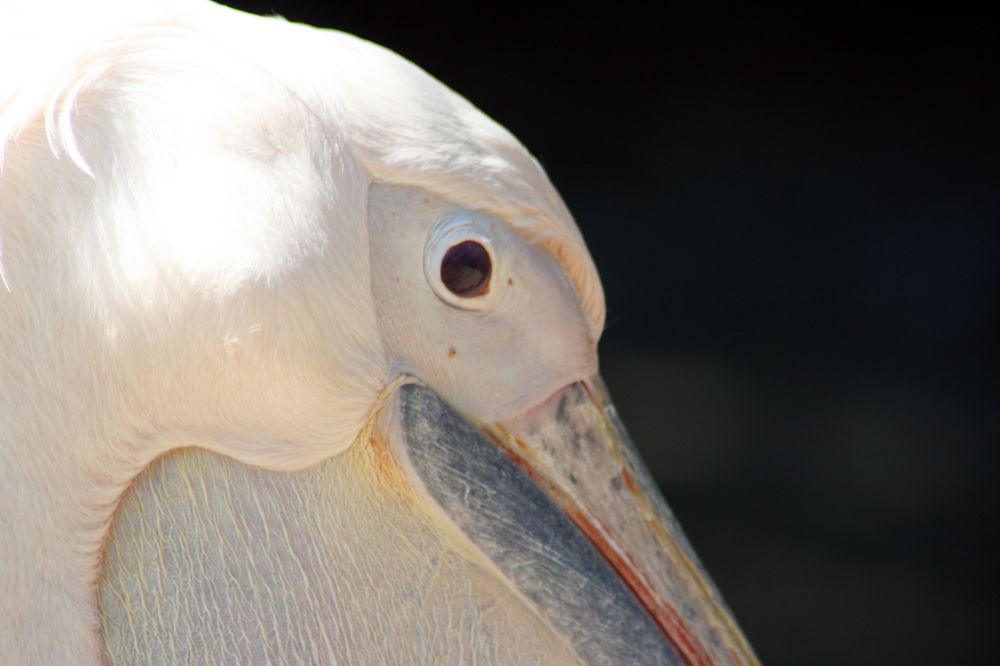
[0, 1, 756, 663]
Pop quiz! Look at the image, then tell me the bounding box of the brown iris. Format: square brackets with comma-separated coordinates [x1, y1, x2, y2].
[440, 240, 491, 297]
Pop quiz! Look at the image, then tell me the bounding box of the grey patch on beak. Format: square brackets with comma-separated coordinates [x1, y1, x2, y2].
[397, 385, 682, 665]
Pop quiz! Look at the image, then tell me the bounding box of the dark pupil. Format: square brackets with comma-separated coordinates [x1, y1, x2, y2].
[440, 241, 491, 297]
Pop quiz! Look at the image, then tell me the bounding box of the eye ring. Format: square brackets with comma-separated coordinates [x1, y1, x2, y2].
[424, 213, 500, 311]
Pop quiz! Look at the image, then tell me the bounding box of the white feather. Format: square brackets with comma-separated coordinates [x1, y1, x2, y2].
[0, 1, 604, 662]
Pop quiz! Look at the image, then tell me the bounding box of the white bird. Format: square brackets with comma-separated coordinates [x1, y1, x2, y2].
[0, 1, 757, 663]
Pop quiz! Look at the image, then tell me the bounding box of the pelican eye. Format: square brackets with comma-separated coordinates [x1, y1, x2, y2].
[440, 241, 491, 297]
[424, 213, 499, 311]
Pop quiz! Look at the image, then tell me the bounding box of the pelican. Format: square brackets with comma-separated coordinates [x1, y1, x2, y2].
[0, 0, 757, 663]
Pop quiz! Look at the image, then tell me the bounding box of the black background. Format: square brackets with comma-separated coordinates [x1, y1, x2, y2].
[228, 3, 998, 663]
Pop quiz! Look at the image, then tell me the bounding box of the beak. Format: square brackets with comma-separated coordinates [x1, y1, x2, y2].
[500, 377, 757, 665]
[389, 378, 758, 666]
[99, 377, 756, 665]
